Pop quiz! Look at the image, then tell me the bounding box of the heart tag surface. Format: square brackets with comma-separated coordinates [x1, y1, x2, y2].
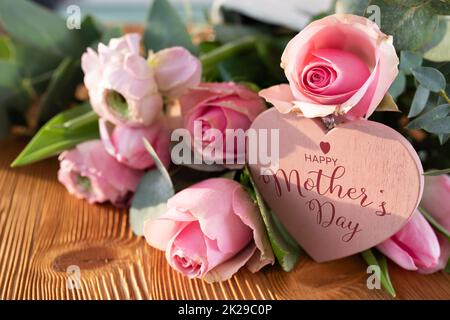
[248, 108, 424, 262]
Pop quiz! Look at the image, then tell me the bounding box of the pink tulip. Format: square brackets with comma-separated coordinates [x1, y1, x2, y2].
[58, 140, 143, 207]
[149, 47, 202, 98]
[181, 82, 266, 165]
[259, 14, 399, 119]
[81, 33, 163, 127]
[143, 178, 274, 282]
[377, 210, 441, 273]
[99, 118, 171, 170]
[419, 175, 450, 273]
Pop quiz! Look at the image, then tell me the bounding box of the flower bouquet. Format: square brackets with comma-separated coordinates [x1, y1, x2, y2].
[2, 0, 450, 298]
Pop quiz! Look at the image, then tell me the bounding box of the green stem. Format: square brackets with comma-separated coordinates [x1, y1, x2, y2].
[439, 89, 450, 104]
[361, 249, 396, 298]
[419, 206, 450, 241]
[200, 36, 258, 70]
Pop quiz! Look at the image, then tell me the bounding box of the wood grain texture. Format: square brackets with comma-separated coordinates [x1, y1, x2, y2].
[0, 138, 449, 300]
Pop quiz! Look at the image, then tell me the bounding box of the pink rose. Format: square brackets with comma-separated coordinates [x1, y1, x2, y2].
[259, 14, 399, 119]
[181, 82, 266, 164]
[419, 175, 450, 273]
[376, 210, 441, 273]
[58, 140, 143, 207]
[149, 47, 202, 98]
[99, 118, 171, 170]
[143, 178, 274, 282]
[81, 33, 163, 127]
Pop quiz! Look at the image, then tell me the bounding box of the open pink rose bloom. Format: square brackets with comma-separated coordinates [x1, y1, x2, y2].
[259, 14, 399, 119]
[81, 33, 163, 127]
[143, 178, 274, 282]
[58, 140, 143, 206]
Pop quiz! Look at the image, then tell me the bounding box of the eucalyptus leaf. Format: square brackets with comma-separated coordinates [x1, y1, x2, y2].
[423, 17, 449, 62]
[406, 104, 450, 130]
[431, 1, 450, 15]
[388, 72, 406, 100]
[361, 249, 396, 298]
[408, 85, 430, 118]
[129, 139, 174, 236]
[11, 104, 99, 167]
[411, 66, 446, 93]
[143, 0, 197, 55]
[243, 167, 301, 271]
[400, 51, 423, 75]
[335, 0, 369, 16]
[422, 117, 450, 134]
[369, 0, 439, 51]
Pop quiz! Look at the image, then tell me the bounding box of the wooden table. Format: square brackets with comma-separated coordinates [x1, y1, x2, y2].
[1, 138, 449, 300]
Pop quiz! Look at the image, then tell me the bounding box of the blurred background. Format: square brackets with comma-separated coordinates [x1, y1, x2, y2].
[1, 0, 448, 170]
[0, 0, 334, 137]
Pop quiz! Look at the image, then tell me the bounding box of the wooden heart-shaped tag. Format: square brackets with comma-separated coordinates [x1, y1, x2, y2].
[248, 108, 424, 262]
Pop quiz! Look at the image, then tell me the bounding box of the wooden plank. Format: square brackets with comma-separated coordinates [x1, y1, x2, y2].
[0, 138, 449, 300]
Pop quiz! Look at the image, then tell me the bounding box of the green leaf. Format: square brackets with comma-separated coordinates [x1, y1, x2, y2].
[130, 139, 174, 236]
[400, 51, 423, 75]
[423, 18, 449, 62]
[11, 104, 99, 167]
[408, 85, 430, 118]
[361, 249, 396, 298]
[445, 259, 450, 274]
[0, 60, 21, 103]
[422, 117, 450, 134]
[78, 15, 103, 47]
[419, 207, 450, 242]
[411, 66, 446, 93]
[243, 167, 302, 271]
[438, 134, 450, 145]
[101, 26, 123, 43]
[0, 0, 85, 58]
[0, 36, 13, 60]
[388, 72, 406, 100]
[423, 168, 450, 176]
[431, 1, 450, 15]
[406, 104, 450, 130]
[0, 60, 33, 115]
[37, 57, 82, 125]
[370, 0, 439, 51]
[337, 1, 442, 52]
[143, 0, 197, 55]
[335, 0, 370, 15]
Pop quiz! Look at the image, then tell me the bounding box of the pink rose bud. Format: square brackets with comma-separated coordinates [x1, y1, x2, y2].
[143, 178, 274, 282]
[81, 33, 163, 127]
[259, 14, 399, 119]
[181, 82, 266, 165]
[149, 47, 202, 98]
[419, 175, 450, 273]
[99, 118, 171, 170]
[376, 210, 441, 273]
[58, 140, 143, 207]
